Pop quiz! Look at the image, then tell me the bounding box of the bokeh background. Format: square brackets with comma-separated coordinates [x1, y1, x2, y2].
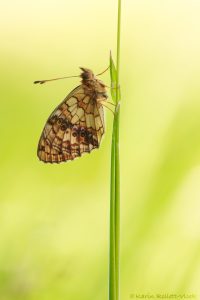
[1, 0, 200, 299]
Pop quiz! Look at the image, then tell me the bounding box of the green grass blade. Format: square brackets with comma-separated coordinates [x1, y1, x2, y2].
[109, 53, 117, 300]
[109, 118, 116, 300]
[110, 52, 121, 105]
[109, 0, 121, 299]
[109, 54, 121, 300]
[110, 52, 117, 103]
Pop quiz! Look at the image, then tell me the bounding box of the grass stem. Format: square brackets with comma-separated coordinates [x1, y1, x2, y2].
[109, 0, 121, 300]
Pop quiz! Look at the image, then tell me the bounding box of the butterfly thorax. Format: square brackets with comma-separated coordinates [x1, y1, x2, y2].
[80, 67, 108, 102]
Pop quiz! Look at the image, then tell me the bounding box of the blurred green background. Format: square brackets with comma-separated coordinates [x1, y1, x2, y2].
[1, 0, 200, 299]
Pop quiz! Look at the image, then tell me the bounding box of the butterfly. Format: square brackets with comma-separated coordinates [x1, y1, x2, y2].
[35, 67, 109, 163]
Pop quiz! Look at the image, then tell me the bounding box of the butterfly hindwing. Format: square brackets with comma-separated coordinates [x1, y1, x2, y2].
[37, 85, 105, 163]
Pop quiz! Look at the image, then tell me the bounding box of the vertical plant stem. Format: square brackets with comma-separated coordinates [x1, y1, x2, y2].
[115, 1, 121, 299]
[116, 0, 121, 84]
[109, 120, 116, 300]
[109, 1, 121, 300]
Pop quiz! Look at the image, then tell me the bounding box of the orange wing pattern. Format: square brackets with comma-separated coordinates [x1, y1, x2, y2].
[37, 86, 105, 163]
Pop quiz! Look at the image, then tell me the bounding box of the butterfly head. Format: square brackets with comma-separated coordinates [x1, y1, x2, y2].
[80, 67, 95, 81]
[80, 67, 108, 101]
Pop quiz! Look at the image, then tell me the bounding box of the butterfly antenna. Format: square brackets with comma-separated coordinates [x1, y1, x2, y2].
[34, 75, 80, 84]
[96, 66, 110, 76]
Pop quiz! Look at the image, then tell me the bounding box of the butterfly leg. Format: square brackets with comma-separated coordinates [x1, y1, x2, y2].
[99, 101, 115, 115]
[104, 84, 120, 90]
[96, 66, 110, 76]
[105, 101, 116, 107]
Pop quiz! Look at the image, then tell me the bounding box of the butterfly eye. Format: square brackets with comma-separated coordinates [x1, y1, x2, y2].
[103, 93, 108, 98]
